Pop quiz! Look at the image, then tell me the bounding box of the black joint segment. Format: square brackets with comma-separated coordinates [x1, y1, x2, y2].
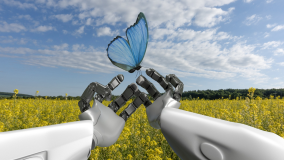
[108, 101, 119, 113]
[134, 89, 142, 97]
[167, 74, 183, 88]
[122, 87, 133, 100]
[146, 68, 154, 77]
[119, 111, 128, 121]
[139, 92, 152, 108]
[144, 100, 152, 108]
[152, 71, 163, 82]
[114, 96, 126, 108]
[136, 75, 160, 100]
[119, 103, 137, 121]
[122, 83, 137, 100]
[81, 82, 97, 104]
[117, 74, 124, 82]
[113, 83, 137, 109]
[125, 103, 136, 116]
[94, 94, 103, 103]
[152, 92, 160, 100]
[95, 83, 107, 95]
[133, 95, 143, 108]
[136, 75, 150, 89]
[173, 93, 181, 102]
[171, 78, 178, 87]
[108, 74, 124, 90]
[78, 99, 91, 113]
[147, 83, 160, 100]
[160, 78, 172, 91]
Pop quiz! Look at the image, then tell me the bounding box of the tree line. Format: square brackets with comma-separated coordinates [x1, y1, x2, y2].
[1, 88, 283, 100]
[182, 88, 284, 100]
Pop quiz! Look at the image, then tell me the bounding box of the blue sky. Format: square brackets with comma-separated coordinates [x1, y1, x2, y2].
[0, 0, 284, 97]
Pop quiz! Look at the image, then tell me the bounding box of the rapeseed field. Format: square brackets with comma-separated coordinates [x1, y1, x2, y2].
[1, 88, 284, 160]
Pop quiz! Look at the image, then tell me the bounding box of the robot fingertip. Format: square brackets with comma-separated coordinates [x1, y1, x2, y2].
[117, 74, 124, 82]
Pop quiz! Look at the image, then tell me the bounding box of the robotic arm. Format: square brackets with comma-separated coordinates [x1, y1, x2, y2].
[78, 74, 150, 149]
[0, 74, 149, 160]
[137, 68, 284, 160]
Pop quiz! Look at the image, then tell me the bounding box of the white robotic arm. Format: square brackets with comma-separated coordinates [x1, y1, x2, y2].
[136, 68, 284, 160]
[0, 74, 149, 160]
[0, 120, 93, 160]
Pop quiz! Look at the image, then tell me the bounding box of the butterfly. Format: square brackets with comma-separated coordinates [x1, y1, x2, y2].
[106, 12, 148, 73]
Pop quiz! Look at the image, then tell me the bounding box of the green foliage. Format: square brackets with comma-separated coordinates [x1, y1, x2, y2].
[182, 88, 284, 100]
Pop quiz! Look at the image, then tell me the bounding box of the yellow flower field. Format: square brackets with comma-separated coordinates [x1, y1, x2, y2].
[1, 91, 284, 159]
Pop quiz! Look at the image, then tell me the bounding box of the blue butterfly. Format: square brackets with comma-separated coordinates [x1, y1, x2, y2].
[106, 12, 148, 73]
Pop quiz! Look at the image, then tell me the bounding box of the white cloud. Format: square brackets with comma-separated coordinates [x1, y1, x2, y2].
[266, 0, 273, 3]
[48, 0, 236, 29]
[271, 25, 284, 32]
[243, 14, 262, 26]
[266, 23, 277, 28]
[0, 36, 17, 43]
[0, 46, 34, 54]
[72, 20, 79, 25]
[151, 28, 236, 42]
[0, 21, 26, 32]
[31, 26, 55, 32]
[18, 15, 33, 21]
[274, 48, 284, 55]
[279, 62, 284, 66]
[244, 0, 253, 3]
[262, 41, 284, 49]
[142, 36, 271, 81]
[72, 44, 86, 51]
[63, 30, 68, 34]
[75, 26, 85, 34]
[0, 46, 119, 73]
[46, 0, 56, 6]
[0, 29, 272, 82]
[86, 18, 93, 25]
[36, 0, 46, 3]
[19, 38, 28, 44]
[2, 0, 37, 10]
[53, 14, 73, 22]
[194, 7, 234, 28]
[96, 27, 119, 37]
[78, 12, 90, 20]
[264, 32, 269, 38]
[53, 43, 69, 50]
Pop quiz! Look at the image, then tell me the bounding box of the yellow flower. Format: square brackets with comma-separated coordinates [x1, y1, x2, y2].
[150, 140, 157, 146]
[146, 136, 151, 142]
[126, 154, 133, 160]
[65, 93, 68, 97]
[14, 89, 19, 94]
[248, 87, 256, 93]
[36, 91, 39, 94]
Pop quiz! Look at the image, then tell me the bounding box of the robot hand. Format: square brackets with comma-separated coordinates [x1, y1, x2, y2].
[78, 75, 149, 149]
[136, 68, 184, 129]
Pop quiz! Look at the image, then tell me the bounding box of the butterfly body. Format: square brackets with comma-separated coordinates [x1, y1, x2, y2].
[106, 12, 148, 73]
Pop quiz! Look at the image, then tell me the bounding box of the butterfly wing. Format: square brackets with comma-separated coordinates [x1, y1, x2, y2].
[107, 36, 136, 71]
[126, 12, 148, 66]
[106, 12, 148, 72]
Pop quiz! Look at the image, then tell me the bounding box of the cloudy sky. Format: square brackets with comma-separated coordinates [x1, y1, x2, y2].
[0, 0, 283, 97]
